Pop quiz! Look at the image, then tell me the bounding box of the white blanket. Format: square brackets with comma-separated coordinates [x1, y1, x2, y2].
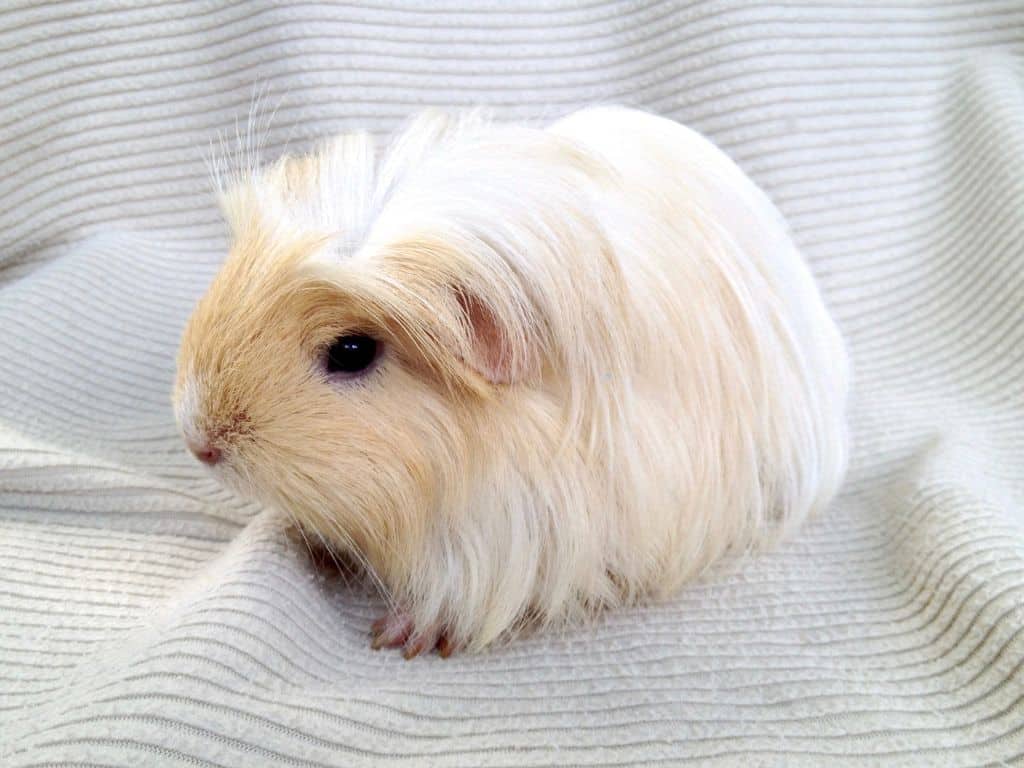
[2, 2, 1023, 765]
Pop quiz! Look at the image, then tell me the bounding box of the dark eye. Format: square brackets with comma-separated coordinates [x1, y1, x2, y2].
[325, 335, 379, 375]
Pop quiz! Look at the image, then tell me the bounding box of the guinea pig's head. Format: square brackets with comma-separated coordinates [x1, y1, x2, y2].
[173, 120, 580, 568]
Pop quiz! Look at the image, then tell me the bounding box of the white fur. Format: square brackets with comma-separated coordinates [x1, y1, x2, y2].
[176, 375, 202, 448]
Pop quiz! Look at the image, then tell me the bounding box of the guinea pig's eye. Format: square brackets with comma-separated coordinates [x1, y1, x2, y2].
[325, 334, 379, 376]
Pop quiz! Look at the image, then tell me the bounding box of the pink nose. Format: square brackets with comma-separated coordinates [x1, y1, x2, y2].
[187, 439, 222, 466]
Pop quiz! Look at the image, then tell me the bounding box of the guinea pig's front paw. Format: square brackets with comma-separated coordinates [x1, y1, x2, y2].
[370, 611, 455, 659]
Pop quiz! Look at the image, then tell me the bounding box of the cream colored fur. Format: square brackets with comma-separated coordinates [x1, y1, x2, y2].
[175, 107, 849, 652]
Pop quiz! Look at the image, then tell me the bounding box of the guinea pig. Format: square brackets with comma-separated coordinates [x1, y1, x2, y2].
[174, 106, 849, 658]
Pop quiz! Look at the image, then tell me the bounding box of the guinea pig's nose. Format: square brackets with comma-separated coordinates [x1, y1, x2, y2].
[187, 438, 222, 466]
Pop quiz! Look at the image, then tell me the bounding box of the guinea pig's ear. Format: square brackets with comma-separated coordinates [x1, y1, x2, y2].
[453, 289, 534, 386]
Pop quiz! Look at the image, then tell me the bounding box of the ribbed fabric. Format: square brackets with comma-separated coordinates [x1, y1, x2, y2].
[1, 2, 1023, 765]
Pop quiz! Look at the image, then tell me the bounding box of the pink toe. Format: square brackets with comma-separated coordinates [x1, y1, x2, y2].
[370, 613, 414, 650]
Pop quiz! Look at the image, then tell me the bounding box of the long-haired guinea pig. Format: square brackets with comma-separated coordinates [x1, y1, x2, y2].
[175, 107, 849, 658]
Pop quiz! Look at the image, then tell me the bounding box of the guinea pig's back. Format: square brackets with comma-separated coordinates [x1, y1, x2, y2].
[551, 106, 849, 517]
[549, 107, 783, 258]
[549, 107, 833, 339]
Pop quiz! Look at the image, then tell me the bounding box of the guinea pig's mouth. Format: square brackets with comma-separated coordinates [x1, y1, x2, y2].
[205, 455, 257, 497]
[179, 433, 250, 494]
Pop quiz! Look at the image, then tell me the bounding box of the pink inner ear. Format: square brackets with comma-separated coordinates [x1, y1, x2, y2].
[457, 292, 517, 384]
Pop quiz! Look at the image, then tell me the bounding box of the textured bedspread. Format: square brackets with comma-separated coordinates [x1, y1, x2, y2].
[2, 2, 1024, 765]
